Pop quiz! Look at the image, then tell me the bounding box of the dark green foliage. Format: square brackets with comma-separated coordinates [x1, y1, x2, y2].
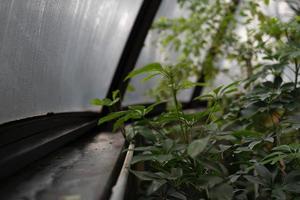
[92, 2, 300, 199]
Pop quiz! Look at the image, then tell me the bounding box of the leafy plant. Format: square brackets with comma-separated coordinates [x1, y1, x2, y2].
[92, 2, 300, 200]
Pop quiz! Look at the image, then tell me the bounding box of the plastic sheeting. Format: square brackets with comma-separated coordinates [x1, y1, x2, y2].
[0, 0, 142, 124]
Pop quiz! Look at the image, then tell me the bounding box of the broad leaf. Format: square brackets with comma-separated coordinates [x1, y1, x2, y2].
[188, 137, 210, 159]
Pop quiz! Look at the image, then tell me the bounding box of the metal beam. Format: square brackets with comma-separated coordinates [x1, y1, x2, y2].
[104, 0, 162, 113]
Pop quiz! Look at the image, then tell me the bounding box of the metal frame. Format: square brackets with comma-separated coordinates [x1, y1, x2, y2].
[0, 112, 98, 179]
[104, 0, 162, 113]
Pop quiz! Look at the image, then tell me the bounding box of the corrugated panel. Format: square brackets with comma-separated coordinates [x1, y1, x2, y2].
[0, 0, 142, 124]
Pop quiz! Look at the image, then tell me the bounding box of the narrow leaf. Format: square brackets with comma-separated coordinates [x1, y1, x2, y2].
[125, 63, 163, 80]
[98, 111, 127, 125]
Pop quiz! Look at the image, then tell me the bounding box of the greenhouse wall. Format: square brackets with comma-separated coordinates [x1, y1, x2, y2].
[0, 0, 142, 124]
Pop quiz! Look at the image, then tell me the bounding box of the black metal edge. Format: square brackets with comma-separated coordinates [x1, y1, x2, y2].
[0, 120, 97, 180]
[0, 111, 99, 147]
[0, 111, 99, 128]
[191, 74, 205, 101]
[103, 0, 162, 114]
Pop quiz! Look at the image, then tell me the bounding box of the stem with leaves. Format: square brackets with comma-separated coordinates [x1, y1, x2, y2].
[143, 116, 166, 139]
[170, 74, 188, 143]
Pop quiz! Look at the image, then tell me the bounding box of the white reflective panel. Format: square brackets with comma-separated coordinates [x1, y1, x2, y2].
[123, 0, 192, 105]
[0, 0, 142, 124]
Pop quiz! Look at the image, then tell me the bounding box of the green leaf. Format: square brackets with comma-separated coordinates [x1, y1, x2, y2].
[198, 175, 223, 188]
[248, 140, 261, 150]
[155, 154, 173, 163]
[128, 105, 145, 111]
[131, 154, 156, 165]
[283, 171, 300, 193]
[126, 84, 135, 92]
[131, 154, 173, 164]
[187, 137, 210, 159]
[113, 112, 138, 131]
[137, 127, 157, 141]
[219, 144, 232, 152]
[244, 175, 267, 186]
[162, 139, 174, 152]
[220, 81, 240, 95]
[145, 102, 164, 115]
[168, 190, 187, 200]
[200, 159, 228, 175]
[91, 95, 120, 107]
[229, 174, 240, 183]
[178, 80, 206, 90]
[130, 170, 162, 181]
[213, 85, 224, 95]
[124, 126, 136, 141]
[91, 98, 103, 105]
[194, 93, 215, 101]
[147, 179, 167, 195]
[112, 90, 120, 100]
[232, 130, 263, 139]
[183, 110, 209, 122]
[255, 164, 272, 184]
[170, 168, 183, 179]
[142, 73, 161, 82]
[124, 63, 163, 80]
[91, 98, 112, 106]
[210, 183, 233, 200]
[97, 111, 127, 125]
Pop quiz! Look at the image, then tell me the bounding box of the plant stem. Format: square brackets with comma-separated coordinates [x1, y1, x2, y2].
[205, 187, 210, 199]
[143, 117, 166, 139]
[171, 83, 187, 143]
[206, 102, 216, 124]
[254, 169, 259, 198]
[294, 59, 299, 90]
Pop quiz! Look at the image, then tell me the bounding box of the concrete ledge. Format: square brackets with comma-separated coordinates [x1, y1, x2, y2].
[0, 132, 125, 200]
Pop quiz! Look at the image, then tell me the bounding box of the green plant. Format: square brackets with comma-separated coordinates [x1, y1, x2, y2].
[144, 0, 275, 101]
[92, 3, 300, 200]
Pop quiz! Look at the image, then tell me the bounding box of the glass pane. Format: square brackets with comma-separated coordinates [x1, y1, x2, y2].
[0, 0, 142, 124]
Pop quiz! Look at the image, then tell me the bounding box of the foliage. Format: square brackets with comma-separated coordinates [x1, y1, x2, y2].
[92, 2, 300, 200]
[145, 0, 278, 100]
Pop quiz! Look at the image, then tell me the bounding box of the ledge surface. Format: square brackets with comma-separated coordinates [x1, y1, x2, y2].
[0, 132, 125, 200]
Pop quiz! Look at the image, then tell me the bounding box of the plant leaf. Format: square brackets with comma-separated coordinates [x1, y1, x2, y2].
[130, 170, 162, 181]
[98, 111, 127, 125]
[125, 63, 163, 80]
[188, 137, 210, 159]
